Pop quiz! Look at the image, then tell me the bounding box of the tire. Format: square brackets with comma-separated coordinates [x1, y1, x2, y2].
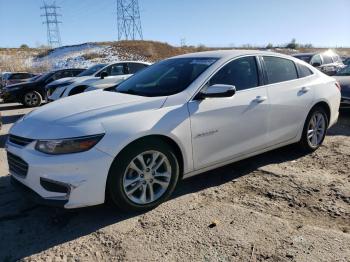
[22, 91, 42, 107]
[298, 106, 328, 152]
[107, 138, 180, 212]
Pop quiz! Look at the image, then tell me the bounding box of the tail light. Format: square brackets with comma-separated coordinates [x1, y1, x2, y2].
[335, 82, 341, 91]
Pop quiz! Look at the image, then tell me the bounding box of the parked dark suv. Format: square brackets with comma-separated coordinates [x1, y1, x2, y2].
[293, 51, 345, 76]
[1, 72, 37, 87]
[1, 68, 84, 107]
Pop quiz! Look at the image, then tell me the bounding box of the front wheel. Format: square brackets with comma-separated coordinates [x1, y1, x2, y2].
[107, 139, 180, 212]
[298, 107, 328, 152]
[22, 91, 42, 107]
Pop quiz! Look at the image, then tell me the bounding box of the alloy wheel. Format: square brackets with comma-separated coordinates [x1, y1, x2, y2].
[122, 150, 172, 205]
[24, 92, 39, 106]
[307, 112, 326, 148]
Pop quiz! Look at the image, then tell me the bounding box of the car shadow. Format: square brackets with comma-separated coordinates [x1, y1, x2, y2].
[0, 134, 8, 148]
[0, 103, 24, 111]
[0, 144, 308, 261]
[2, 114, 24, 125]
[328, 108, 350, 136]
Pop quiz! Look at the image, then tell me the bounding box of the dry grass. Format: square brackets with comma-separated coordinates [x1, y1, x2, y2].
[101, 40, 212, 62]
[81, 52, 106, 60]
[1, 41, 349, 73]
[0, 48, 50, 73]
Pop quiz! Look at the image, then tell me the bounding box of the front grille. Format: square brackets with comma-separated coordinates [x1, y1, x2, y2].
[7, 152, 29, 178]
[9, 135, 34, 147]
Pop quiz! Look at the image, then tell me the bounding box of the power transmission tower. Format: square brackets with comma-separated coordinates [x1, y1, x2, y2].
[117, 0, 143, 41]
[41, 1, 62, 48]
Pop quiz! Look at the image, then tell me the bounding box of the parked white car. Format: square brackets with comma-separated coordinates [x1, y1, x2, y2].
[7, 50, 340, 211]
[45, 64, 108, 97]
[48, 61, 150, 101]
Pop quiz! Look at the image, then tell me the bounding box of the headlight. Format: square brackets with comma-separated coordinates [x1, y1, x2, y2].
[35, 134, 104, 155]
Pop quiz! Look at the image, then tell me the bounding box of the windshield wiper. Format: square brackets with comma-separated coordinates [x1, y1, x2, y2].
[117, 89, 150, 97]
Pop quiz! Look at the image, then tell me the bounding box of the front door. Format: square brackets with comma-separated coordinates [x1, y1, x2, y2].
[188, 56, 270, 170]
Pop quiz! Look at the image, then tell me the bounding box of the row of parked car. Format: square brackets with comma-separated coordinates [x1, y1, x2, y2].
[0, 50, 349, 108]
[4, 49, 343, 211]
[0, 61, 150, 107]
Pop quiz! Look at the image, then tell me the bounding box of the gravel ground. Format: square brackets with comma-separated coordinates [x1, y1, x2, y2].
[0, 102, 349, 262]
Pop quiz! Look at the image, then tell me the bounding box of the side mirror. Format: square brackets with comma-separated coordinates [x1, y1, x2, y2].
[100, 72, 108, 79]
[312, 62, 321, 67]
[195, 84, 236, 100]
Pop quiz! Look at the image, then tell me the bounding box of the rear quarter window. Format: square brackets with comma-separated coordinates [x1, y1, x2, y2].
[128, 63, 148, 74]
[297, 64, 314, 78]
[263, 56, 298, 84]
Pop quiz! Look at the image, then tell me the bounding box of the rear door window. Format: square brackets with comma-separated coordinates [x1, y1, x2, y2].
[128, 63, 148, 74]
[108, 64, 127, 76]
[263, 56, 298, 84]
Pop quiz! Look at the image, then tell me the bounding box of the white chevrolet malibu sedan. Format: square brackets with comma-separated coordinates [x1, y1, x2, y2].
[6, 50, 340, 211]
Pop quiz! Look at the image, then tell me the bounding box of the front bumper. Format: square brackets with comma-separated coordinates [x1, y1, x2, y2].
[0, 90, 16, 102]
[11, 176, 68, 207]
[6, 139, 114, 209]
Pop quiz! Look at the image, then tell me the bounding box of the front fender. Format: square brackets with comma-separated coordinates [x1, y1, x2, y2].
[96, 104, 193, 173]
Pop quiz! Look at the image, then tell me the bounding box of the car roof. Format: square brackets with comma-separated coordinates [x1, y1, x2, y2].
[108, 61, 152, 65]
[6, 72, 32, 74]
[52, 68, 86, 72]
[293, 53, 315, 57]
[172, 49, 295, 60]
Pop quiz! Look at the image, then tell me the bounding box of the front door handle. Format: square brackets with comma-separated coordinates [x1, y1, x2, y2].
[253, 96, 267, 103]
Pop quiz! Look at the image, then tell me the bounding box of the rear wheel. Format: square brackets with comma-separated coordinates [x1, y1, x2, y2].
[107, 139, 180, 212]
[299, 106, 328, 152]
[22, 91, 42, 107]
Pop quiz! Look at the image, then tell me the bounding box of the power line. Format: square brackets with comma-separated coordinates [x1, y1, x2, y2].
[41, 1, 62, 48]
[117, 0, 143, 41]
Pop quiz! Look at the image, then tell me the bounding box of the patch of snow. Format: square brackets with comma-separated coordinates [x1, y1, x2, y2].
[28, 43, 149, 71]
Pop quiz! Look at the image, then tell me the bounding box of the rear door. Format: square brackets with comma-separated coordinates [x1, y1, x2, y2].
[189, 56, 270, 170]
[261, 56, 315, 145]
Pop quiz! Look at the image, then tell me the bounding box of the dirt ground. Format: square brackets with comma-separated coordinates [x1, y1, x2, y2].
[0, 102, 349, 262]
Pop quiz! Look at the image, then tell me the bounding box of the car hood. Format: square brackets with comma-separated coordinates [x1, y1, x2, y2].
[47, 77, 75, 87]
[6, 81, 36, 90]
[10, 91, 167, 139]
[73, 76, 99, 85]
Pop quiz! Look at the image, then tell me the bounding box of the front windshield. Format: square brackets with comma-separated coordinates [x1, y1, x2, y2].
[115, 57, 218, 97]
[34, 72, 52, 82]
[29, 75, 41, 82]
[77, 64, 107, 77]
[336, 65, 350, 76]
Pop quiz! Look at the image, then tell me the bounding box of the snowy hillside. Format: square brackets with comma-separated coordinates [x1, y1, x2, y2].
[31, 43, 149, 70]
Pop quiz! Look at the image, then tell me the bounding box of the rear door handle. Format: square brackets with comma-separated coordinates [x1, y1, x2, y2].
[300, 86, 311, 93]
[253, 96, 267, 103]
